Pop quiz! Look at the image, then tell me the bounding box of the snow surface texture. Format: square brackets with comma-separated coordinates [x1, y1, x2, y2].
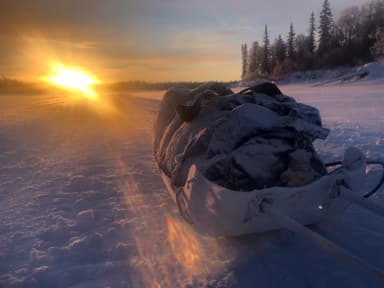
[153, 83, 328, 191]
[277, 61, 384, 85]
[0, 81, 384, 287]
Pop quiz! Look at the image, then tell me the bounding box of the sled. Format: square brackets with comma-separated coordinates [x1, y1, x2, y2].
[155, 83, 384, 281]
[160, 147, 384, 280]
[160, 147, 383, 236]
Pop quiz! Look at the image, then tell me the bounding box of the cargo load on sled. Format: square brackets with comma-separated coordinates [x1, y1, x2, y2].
[153, 82, 384, 281]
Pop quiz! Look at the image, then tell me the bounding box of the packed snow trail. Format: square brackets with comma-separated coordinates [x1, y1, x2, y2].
[0, 83, 384, 287]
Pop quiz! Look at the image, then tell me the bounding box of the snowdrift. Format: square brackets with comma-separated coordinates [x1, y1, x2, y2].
[277, 62, 384, 85]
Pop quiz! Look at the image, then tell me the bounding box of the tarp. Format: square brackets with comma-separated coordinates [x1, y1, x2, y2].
[154, 82, 329, 191]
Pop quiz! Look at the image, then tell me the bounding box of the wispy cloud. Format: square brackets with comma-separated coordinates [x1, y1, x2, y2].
[0, 0, 370, 81]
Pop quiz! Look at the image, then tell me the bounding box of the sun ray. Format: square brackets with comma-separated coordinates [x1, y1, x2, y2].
[46, 63, 99, 99]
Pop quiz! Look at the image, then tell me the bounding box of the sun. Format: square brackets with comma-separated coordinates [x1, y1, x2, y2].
[47, 64, 98, 98]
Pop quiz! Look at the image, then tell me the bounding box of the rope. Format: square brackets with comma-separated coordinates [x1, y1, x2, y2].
[325, 160, 384, 198]
[364, 160, 384, 198]
[260, 159, 384, 282]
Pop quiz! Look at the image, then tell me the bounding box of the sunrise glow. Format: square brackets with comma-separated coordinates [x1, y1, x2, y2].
[47, 65, 98, 98]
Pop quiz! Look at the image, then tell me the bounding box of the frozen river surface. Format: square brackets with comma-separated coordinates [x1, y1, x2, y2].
[1, 82, 384, 287]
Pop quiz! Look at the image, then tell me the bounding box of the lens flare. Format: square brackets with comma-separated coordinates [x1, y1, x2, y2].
[42, 62, 117, 115]
[47, 64, 98, 98]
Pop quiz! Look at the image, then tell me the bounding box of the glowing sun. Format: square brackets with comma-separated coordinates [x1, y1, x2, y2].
[47, 65, 98, 98]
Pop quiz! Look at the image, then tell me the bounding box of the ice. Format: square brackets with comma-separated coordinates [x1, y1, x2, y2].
[0, 79, 384, 287]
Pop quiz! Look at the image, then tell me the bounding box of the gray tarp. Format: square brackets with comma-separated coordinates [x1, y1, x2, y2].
[154, 82, 329, 191]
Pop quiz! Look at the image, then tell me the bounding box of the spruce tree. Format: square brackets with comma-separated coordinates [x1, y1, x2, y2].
[248, 41, 259, 74]
[262, 25, 271, 74]
[287, 22, 296, 59]
[308, 11, 316, 53]
[275, 34, 286, 63]
[296, 34, 308, 58]
[318, 0, 334, 54]
[241, 44, 248, 80]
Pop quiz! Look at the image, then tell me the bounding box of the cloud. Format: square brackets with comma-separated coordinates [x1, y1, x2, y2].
[0, 0, 370, 81]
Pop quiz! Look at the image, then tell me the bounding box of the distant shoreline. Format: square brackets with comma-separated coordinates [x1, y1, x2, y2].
[0, 77, 239, 94]
[2, 61, 383, 95]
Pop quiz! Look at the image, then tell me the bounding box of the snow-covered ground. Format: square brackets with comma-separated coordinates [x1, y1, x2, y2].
[1, 81, 384, 287]
[277, 62, 384, 86]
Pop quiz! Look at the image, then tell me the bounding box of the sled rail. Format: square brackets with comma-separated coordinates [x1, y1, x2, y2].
[262, 201, 384, 283]
[262, 168, 384, 284]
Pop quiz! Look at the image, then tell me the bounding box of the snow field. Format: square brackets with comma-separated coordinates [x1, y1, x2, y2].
[0, 79, 384, 287]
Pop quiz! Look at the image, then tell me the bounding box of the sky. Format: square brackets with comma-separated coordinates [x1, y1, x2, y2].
[0, 0, 369, 82]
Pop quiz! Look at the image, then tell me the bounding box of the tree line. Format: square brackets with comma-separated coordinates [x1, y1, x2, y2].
[0, 76, 44, 94]
[100, 80, 238, 91]
[241, 0, 384, 81]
